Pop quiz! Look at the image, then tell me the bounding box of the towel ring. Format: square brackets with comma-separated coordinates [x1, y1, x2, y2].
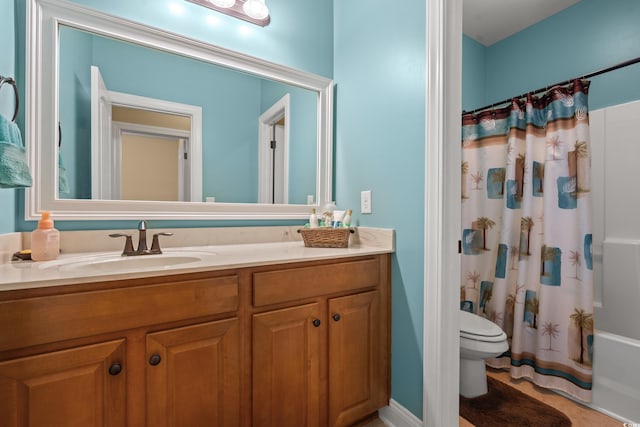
[0, 76, 20, 122]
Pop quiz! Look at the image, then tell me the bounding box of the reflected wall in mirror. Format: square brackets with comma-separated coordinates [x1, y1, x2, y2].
[58, 24, 317, 205]
[26, 0, 333, 220]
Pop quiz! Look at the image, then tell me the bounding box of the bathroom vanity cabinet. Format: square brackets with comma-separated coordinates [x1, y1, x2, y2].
[0, 254, 390, 427]
[0, 273, 241, 427]
[252, 257, 389, 427]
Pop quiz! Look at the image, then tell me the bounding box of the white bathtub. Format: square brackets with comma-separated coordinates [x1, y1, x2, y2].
[583, 239, 640, 423]
[591, 331, 640, 423]
[589, 105, 640, 424]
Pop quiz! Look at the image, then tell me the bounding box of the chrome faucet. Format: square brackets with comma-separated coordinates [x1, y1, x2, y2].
[137, 220, 149, 254]
[109, 220, 173, 256]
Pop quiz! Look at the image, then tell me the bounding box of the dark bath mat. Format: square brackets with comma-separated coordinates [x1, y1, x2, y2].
[460, 376, 572, 426]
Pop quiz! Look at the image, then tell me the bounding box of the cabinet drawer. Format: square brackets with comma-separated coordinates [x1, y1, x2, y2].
[253, 258, 379, 307]
[0, 275, 238, 352]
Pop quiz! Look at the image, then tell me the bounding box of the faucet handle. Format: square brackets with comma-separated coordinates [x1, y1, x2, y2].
[150, 232, 173, 254]
[109, 233, 135, 256]
[138, 220, 147, 231]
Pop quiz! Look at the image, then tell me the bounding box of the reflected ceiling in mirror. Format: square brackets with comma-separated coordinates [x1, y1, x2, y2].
[26, 0, 333, 220]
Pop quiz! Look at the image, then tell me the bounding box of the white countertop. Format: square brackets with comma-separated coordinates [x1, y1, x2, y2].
[0, 227, 394, 292]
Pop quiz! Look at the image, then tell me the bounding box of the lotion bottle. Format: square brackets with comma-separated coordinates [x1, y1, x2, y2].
[343, 209, 352, 228]
[309, 208, 318, 228]
[31, 211, 60, 261]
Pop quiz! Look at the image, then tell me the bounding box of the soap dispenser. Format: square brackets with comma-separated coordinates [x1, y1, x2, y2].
[31, 211, 60, 261]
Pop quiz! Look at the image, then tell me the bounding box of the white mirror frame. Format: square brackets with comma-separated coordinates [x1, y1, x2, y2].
[25, 0, 333, 220]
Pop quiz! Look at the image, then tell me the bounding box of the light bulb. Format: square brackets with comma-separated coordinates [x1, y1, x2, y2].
[209, 0, 235, 8]
[243, 0, 269, 19]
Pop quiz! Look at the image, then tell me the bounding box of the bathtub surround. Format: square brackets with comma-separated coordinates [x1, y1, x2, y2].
[588, 100, 640, 423]
[461, 80, 594, 401]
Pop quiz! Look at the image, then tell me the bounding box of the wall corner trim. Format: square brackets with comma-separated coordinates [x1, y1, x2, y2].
[378, 399, 423, 427]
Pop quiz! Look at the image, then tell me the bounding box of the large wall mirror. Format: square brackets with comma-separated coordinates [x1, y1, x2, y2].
[26, 0, 333, 220]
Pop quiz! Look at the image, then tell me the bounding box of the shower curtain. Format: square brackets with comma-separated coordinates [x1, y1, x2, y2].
[460, 80, 594, 402]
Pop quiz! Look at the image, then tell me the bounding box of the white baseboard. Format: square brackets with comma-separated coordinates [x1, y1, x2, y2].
[378, 399, 423, 427]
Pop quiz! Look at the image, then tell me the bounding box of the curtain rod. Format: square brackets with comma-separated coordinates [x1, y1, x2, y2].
[462, 56, 640, 115]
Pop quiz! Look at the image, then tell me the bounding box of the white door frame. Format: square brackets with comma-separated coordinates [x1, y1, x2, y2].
[90, 66, 113, 199]
[90, 65, 202, 201]
[112, 122, 191, 201]
[258, 94, 290, 204]
[423, 0, 462, 426]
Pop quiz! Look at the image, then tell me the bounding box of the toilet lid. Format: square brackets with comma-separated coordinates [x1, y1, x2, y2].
[460, 310, 507, 342]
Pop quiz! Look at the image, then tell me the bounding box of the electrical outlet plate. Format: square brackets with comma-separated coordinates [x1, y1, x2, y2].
[361, 190, 372, 214]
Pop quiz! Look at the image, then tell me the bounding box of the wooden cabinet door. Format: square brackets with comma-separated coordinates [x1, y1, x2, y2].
[328, 291, 384, 427]
[0, 339, 126, 427]
[146, 318, 241, 427]
[253, 303, 322, 427]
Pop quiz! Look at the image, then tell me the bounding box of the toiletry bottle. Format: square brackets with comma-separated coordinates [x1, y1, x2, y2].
[332, 210, 345, 228]
[322, 201, 336, 227]
[31, 211, 60, 261]
[343, 209, 352, 228]
[309, 208, 318, 228]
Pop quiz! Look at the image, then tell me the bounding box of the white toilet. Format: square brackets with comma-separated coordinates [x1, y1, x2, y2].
[459, 310, 509, 398]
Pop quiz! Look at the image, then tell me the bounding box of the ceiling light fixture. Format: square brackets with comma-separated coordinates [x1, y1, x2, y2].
[209, 0, 235, 8]
[186, 0, 270, 27]
[242, 0, 269, 20]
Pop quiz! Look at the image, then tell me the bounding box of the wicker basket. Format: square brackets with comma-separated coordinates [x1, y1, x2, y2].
[297, 227, 354, 248]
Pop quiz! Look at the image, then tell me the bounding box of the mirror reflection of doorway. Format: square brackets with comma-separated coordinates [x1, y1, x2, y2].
[112, 106, 192, 202]
[269, 119, 286, 204]
[258, 94, 290, 204]
[90, 65, 202, 202]
[119, 132, 188, 201]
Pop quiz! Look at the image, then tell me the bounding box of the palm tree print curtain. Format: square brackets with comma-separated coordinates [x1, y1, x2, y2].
[460, 80, 594, 402]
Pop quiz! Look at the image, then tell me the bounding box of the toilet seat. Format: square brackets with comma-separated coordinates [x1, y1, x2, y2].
[460, 310, 507, 343]
[459, 310, 509, 398]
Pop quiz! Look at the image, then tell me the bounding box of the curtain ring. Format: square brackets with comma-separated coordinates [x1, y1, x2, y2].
[0, 76, 20, 122]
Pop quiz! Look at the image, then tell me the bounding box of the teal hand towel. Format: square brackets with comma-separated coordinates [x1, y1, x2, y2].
[0, 113, 32, 188]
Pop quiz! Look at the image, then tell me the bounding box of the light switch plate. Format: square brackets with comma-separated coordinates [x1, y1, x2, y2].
[361, 190, 372, 214]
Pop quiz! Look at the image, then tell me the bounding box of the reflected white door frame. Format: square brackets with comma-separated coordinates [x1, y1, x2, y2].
[112, 123, 190, 201]
[90, 65, 113, 199]
[90, 65, 202, 202]
[258, 94, 290, 204]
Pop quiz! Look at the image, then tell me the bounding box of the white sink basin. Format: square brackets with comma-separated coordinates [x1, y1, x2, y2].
[39, 251, 211, 274]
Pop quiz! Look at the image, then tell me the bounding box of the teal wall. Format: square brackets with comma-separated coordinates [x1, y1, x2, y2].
[58, 27, 93, 199]
[334, 0, 426, 417]
[0, 0, 17, 234]
[462, 35, 486, 112]
[465, 0, 640, 112]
